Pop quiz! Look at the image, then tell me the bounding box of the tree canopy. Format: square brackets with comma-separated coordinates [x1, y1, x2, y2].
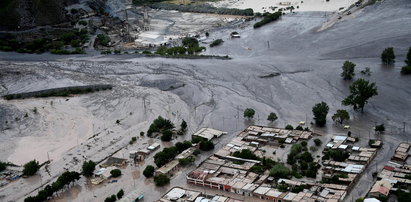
[23, 160, 40, 176]
[81, 160, 96, 177]
[342, 79, 378, 112]
[154, 174, 170, 186]
[312, 102, 329, 127]
[147, 116, 174, 137]
[332, 109, 350, 124]
[267, 112, 278, 122]
[341, 61, 356, 80]
[381, 47, 395, 64]
[243, 108, 255, 119]
[110, 169, 122, 177]
[199, 140, 214, 151]
[269, 164, 291, 179]
[143, 165, 155, 178]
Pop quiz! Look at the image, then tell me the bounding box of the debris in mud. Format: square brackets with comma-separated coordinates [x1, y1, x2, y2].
[258, 72, 281, 78]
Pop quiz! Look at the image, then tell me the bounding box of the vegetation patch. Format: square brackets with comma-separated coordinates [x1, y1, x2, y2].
[254, 12, 282, 28]
[3, 85, 113, 100]
[147, 3, 253, 16]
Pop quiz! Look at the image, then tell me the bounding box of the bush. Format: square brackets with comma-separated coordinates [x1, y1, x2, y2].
[104, 194, 117, 202]
[140, 131, 145, 136]
[314, 138, 322, 146]
[193, 149, 201, 156]
[295, 125, 304, 131]
[199, 140, 214, 151]
[23, 160, 40, 176]
[254, 12, 282, 28]
[143, 165, 155, 178]
[116, 189, 124, 199]
[110, 169, 122, 177]
[210, 39, 224, 47]
[82, 160, 96, 177]
[154, 174, 170, 186]
[285, 124, 293, 130]
[381, 47, 395, 64]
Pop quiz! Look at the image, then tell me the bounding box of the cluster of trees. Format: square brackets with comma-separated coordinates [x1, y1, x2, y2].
[104, 189, 124, 202]
[232, 149, 260, 161]
[0, 29, 88, 54]
[254, 12, 282, 28]
[148, 3, 254, 16]
[154, 141, 192, 167]
[322, 149, 350, 162]
[250, 157, 276, 174]
[156, 37, 205, 56]
[24, 171, 80, 202]
[23, 160, 40, 176]
[269, 164, 291, 179]
[210, 39, 224, 47]
[401, 47, 411, 75]
[147, 116, 174, 137]
[287, 143, 318, 178]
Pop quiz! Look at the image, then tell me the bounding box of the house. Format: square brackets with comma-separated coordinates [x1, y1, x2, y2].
[156, 160, 180, 176]
[369, 179, 393, 198]
[101, 157, 127, 168]
[192, 128, 227, 141]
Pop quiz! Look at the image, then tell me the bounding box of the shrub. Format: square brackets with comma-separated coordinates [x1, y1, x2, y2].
[110, 169, 122, 177]
[154, 174, 170, 186]
[97, 34, 111, 46]
[143, 165, 155, 178]
[23, 160, 40, 176]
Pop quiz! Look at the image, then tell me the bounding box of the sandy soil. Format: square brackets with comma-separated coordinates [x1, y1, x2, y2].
[0, 0, 410, 201]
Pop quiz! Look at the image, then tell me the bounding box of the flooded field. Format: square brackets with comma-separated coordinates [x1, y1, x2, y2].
[0, 0, 410, 201]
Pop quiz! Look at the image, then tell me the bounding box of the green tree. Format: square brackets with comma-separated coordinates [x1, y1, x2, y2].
[23, 160, 40, 176]
[312, 102, 329, 127]
[154, 174, 170, 186]
[243, 108, 255, 119]
[342, 79, 378, 112]
[143, 165, 155, 178]
[285, 124, 294, 130]
[179, 157, 195, 166]
[314, 138, 322, 146]
[110, 169, 122, 177]
[375, 124, 385, 133]
[332, 109, 350, 124]
[117, 189, 124, 199]
[81, 160, 96, 177]
[341, 61, 356, 80]
[355, 198, 364, 202]
[199, 140, 214, 151]
[381, 47, 395, 64]
[161, 129, 173, 141]
[267, 112, 278, 122]
[269, 164, 291, 179]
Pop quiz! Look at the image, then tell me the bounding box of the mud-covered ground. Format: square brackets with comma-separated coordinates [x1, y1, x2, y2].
[0, 0, 410, 201]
